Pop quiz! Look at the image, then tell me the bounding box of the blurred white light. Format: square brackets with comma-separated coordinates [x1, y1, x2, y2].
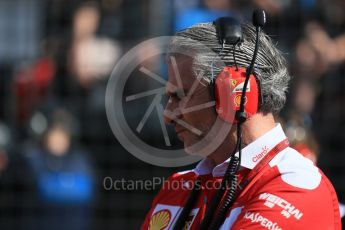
[295, 127, 306, 141]
[74, 37, 121, 79]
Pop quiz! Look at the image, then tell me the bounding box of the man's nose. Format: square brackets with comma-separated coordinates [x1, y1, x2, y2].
[163, 101, 182, 125]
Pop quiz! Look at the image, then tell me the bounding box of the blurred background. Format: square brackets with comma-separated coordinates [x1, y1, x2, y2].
[0, 0, 345, 229]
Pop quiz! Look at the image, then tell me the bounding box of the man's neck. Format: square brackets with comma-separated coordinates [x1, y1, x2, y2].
[241, 113, 276, 146]
[207, 113, 276, 165]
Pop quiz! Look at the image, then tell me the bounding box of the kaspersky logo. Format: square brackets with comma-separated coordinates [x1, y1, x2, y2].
[243, 211, 282, 230]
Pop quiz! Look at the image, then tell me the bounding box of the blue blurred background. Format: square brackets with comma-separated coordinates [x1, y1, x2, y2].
[0, 0, 345, 229]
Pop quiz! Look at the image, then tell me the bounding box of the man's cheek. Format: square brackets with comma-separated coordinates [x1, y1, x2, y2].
[198, 118, 213, 131]
[184, 133, 198, 145]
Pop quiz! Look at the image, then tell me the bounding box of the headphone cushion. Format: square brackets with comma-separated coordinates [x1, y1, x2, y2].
[215, 67, 259, 123]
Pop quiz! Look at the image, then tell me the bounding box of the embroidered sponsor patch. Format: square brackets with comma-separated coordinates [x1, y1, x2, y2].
[252, 146, 269, 163]
[259, 192, 303, 220]
[149, 209, 171, 230]
[149, 204, 199, 230]
[243, 211, 282, 230]
[150, 204, 181, 229]
[233, 81, 251, 93]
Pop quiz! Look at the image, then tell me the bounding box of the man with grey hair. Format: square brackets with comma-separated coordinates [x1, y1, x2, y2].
[142, 21, 341, 230]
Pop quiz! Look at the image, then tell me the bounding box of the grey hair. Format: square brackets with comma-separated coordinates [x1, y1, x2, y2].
[167, 22, 290, 114]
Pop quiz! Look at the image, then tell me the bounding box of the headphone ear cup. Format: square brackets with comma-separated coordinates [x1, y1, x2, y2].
[215, 67, 259, 123]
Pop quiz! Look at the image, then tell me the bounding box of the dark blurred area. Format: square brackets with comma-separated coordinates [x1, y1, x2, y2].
[0, 0, 345, 229]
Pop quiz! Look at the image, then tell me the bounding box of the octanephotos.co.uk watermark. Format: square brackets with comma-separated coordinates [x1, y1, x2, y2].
[103, 176, 231, 191]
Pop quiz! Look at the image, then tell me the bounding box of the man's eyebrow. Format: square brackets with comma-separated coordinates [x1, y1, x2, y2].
[167, 91, 178, 98]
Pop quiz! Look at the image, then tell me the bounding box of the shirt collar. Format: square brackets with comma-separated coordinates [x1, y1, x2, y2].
[194, 123, 287, 177]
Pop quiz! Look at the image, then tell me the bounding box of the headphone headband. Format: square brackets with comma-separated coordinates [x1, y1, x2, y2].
[214, 17, 243, 45]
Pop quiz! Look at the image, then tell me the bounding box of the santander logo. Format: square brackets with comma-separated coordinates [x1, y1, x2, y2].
[252, 146, 269, 163]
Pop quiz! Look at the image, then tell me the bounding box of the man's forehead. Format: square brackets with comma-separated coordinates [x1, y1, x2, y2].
[166, 54, 210, 97]
[166, 53, 192, 64]
[167, 55, 194, 85]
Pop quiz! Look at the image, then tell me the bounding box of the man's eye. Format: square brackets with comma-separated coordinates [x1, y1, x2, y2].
[167, 96, 176, 104]
[171, 96, 181, 102]
[176, 89, 185, 99]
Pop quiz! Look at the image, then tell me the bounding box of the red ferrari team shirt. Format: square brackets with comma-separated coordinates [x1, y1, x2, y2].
[142, 124, 341, 229]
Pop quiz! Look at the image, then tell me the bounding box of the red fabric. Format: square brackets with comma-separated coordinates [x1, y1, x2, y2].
[142, 152, 341, 230]
[293, 143, 315, 158]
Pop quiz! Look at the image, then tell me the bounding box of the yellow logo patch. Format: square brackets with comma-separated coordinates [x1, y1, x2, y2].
[149, 209, 171, 230]
[235, 94, 247, 107]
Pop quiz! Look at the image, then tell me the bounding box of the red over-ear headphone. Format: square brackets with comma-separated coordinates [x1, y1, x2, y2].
[215, 66, 259, 124]
[211, 16, 262, 124]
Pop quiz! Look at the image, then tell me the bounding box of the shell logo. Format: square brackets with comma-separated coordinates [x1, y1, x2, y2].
[149, 209, 172, 230]
[235, 94, 247, 107]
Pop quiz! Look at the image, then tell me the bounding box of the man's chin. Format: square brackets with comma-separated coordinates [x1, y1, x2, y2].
[183, 140, 213, 158]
